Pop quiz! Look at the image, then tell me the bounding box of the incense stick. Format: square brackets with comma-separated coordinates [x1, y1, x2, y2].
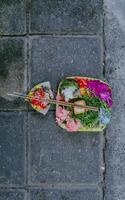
[8, 92, 99, 111]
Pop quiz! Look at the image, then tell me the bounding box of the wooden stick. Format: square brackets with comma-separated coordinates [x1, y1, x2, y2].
[42, 98, 99, 111]
[14, 92, 99, 111]
[8, 92, 99, 111]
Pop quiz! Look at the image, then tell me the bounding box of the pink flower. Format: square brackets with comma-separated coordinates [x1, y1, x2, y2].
[56, 106, 70, 125]
[66, 116, 81, 132]
[56, 95, 62, 101]
[56, 95, 64, 101]
[56, 107, 81, 132]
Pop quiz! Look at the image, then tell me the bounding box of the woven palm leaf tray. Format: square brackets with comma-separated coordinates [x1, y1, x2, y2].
[56, 76, 112, 132]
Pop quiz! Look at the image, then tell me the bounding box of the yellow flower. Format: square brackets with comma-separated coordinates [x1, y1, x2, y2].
[28, 91, 34, 99]
[80, 88, 90, 96]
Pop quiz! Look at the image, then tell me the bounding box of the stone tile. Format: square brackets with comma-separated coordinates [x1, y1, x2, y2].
[0, 190, 25, 200]
[30, 0, 103, 34]
[0, 0, 26, 35]
[104, 0, 125, 191]
[30, 36, 103, 96]
[29, 112, 101, 184]
[30, 188, 100, 200]
[0, 112, 25, 185]
[0, 38, 27, 110]
[105, 130, 125, 185]
[105, 187, 125, 200]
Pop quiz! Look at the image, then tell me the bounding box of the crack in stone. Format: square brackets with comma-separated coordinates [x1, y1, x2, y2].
[102, 0, 107, 199]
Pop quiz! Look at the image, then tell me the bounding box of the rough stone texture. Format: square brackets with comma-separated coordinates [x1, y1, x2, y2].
[105, 187, 125, 200]
[104, 0, 125, 199]
[29, 112, 101, 184]
[0, 112, 25, 185]
[30, 188, 101, 200]
[0, 38, 27, 110]
[30, 0, 103, 34]
[0, 0, 26, 35]
[30, 36, 103, 95]
[0, 190, 25, 200]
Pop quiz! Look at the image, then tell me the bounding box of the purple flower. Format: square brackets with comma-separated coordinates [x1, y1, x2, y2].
[88, 80, 112, 108]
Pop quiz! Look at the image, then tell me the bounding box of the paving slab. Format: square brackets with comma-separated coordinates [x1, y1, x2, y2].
[0, 0, 26, 35]
[30, 0, 103, 34]
[0, 112, 25, 185]
[0, 190, 25, 200]
[104, 0, 125, 199]
[105, 187, 125, 200]
[30, 188, 100, 200]
[0, 38, 27, 110]
[30, 36, 103, 96]
[29, 112, 101, 184]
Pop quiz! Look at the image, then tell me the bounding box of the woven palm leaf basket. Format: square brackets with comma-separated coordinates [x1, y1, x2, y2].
[56, 76, 112, 132]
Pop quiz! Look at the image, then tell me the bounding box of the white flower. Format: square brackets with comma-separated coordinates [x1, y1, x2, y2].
[62, 86, 77, 101]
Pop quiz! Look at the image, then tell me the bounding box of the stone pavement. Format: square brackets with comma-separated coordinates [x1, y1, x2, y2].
[0, 0, 124, 200]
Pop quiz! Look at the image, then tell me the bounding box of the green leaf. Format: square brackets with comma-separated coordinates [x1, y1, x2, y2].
[59, 79, 78, 92]
[73, 110, 99, 128]
[73, 96, 109, 110]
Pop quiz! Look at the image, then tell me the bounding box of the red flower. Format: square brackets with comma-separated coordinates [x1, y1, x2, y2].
[34, 88, 45, 98]
[75, 78, 89, 88]
[31, 98, 47, 109]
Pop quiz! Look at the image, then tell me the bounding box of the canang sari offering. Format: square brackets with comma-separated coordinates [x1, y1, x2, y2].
[56, 77, 112, 132]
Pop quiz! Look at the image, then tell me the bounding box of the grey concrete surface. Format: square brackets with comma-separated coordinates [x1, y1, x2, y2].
[0, 190, 25, 200]
[104, 0, 125, 199]
[30, 0, 103, 34]
[30, 188, 101, 200]
[0, 0, 26, 35]
[0, 112, 26, 185]
[0, 38, 27, 110]
[30, 36, 103, 94]
[29, 112, 101, 184]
